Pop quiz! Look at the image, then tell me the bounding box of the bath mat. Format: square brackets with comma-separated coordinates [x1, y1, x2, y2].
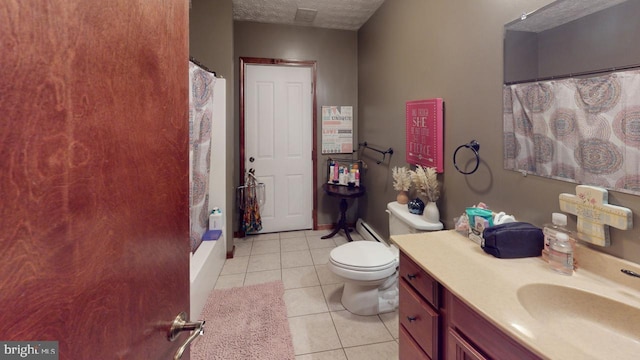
[191, 281, 295, 360]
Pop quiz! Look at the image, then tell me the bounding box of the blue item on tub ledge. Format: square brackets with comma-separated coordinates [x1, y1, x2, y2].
[202, 229, 222, 241]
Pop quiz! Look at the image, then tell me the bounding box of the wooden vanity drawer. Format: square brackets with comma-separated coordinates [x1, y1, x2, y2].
[400, 324, 431, 360]
[449, 294, 540, 360]
[399, 279, 439, 359]
[400, 252, 439, 307]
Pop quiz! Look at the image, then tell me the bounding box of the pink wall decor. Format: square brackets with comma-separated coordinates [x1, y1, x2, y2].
[406, 98, 444, 172]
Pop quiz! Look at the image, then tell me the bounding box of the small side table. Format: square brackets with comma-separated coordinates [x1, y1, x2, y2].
[322, 183, 366, 242]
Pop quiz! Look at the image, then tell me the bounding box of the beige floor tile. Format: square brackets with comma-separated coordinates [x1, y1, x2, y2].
[284, 286, 329, 317]
[281, 237, 309, 252]
[288, 313, 342, 355]
[251, 239, 281, 255]
[213, 273, 245, 289]
[282, 265, 320, 289]
[247, 252, 281, 272]
[307, 235, 337, 249]
[295, 349, 347, 360]
[219, 256, 249, 275]
[378, 311, 399, 340]
[247, 233, 280, 241]
[315, 264, 343, 285]
[243, 269, 281, 286]
[280, 230, 307, 239]
[343, 341, 398, 360]
[347, 231, 365, 241]
[321, 283, 345, 311]
[305, 229, 329, 237]
[233, 238, 253, 257]
[332, 235, 350, 246]
[282, 250, 314, 268]
[311, 247, 333, 265]
[330, 310, 394, 347]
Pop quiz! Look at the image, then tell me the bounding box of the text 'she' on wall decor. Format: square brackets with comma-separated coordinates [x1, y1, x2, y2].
[406, 98, 444, 172]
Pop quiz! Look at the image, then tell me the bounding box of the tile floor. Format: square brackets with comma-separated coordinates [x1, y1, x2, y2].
[215, 230, 399, 360]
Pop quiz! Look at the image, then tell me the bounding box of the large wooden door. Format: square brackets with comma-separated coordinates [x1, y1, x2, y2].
[243, 63, 314, 233]
[0, 1, 190, 359]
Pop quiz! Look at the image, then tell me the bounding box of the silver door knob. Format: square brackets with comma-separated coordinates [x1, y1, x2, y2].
[168, 312, 205, 360]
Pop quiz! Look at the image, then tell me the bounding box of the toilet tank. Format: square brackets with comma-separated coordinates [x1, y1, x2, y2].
[387, 201, 443, 235]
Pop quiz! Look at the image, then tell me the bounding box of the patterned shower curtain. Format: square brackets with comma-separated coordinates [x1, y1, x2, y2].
[189, 62, 217, 252]
[504, 69, 640, 195]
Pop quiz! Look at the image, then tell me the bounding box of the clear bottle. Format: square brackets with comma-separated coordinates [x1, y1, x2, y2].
[542, 213, 575, 262]
[549, 233, 573, 275]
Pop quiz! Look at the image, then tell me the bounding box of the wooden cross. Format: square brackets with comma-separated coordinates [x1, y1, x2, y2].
[559, 185, 632, 246]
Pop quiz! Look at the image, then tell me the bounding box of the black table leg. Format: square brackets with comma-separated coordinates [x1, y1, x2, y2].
[321, 198, 353, 241]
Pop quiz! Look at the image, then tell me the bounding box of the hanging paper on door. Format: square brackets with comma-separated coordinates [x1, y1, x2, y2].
[406, 98, 444, 172]
[322, 106, 353, 154]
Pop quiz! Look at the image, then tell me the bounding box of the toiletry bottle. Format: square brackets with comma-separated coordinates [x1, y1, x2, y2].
[542, 213, 574, 262]
[353, 164, 360, 187]
[209, 207, 223, 230]
[333, 161, 339, 183]
[328, 160, 335, 183]
[348, 167, 356, 186]
[549, 232, 573, 275]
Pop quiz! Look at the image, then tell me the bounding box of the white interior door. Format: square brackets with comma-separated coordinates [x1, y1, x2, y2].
[245, 64, 313, 233]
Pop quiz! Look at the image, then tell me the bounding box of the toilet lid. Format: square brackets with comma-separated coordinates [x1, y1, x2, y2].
[330, 241, 396, 270]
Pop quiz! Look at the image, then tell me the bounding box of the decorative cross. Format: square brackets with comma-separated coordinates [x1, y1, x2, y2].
[559, 185, 632, 246]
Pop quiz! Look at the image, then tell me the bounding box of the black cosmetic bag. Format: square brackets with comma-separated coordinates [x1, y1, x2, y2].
[481, 222, 543, 259]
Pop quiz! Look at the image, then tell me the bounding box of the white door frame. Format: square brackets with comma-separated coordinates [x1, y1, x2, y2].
[239, 57, 318, 235]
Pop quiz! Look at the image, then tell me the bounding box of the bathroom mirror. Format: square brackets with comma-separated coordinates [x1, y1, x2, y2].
[504, 0, 639, 85]
[502, 0, 640, 196]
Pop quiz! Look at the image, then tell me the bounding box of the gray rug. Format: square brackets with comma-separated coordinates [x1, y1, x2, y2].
[191, 281, 295, 360]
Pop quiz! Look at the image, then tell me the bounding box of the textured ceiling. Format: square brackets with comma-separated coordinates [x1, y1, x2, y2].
[232, 0, 385, 31]
[506, 0, 628, 32]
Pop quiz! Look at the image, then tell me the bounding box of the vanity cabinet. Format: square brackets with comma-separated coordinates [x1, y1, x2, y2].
[399, 251, 540, 360]
[399, 252, 440, 360]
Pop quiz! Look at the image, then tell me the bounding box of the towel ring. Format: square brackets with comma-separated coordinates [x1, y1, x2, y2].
[453, 140, 480, 175]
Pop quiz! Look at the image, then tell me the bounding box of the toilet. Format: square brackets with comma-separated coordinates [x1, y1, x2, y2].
[328, 201, 443, 315]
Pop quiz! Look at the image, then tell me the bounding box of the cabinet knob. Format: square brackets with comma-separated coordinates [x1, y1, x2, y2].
[407, 273, 417, 280]
[407, 316, 417, 322]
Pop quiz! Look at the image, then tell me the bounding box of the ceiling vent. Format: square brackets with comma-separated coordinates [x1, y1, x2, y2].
[294, 8, 318, 23]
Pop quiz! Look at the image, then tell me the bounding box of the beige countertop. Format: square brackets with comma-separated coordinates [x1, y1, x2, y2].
[392, 230, 640, 360]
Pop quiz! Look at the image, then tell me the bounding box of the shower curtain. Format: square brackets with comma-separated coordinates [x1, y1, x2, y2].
[189, 61, 217, 252]
[504, 69, 640, 195]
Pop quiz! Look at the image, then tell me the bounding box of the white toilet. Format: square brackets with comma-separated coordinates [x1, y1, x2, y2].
[328, 201, 443, 315]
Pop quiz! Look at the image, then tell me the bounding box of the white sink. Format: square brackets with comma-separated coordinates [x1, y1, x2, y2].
[517, 283, 640, 359]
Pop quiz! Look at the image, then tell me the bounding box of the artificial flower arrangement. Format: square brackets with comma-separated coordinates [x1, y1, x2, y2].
[392, 166, 412, 191]
[410, 165, 440, 203]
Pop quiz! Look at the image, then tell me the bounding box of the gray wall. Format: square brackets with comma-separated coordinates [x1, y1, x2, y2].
[358, 0, 640, 264]
[189, 0, 235, 254]
[234, 21, 359, 228]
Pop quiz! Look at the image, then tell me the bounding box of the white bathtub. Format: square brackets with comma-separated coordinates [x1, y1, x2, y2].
[190, 230, 226, 320]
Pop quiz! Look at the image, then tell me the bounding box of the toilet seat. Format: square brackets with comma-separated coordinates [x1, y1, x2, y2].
[329, 241, 398, 281]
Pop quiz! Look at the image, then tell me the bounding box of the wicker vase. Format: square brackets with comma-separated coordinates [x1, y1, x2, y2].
[396, 190, 409, 205]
